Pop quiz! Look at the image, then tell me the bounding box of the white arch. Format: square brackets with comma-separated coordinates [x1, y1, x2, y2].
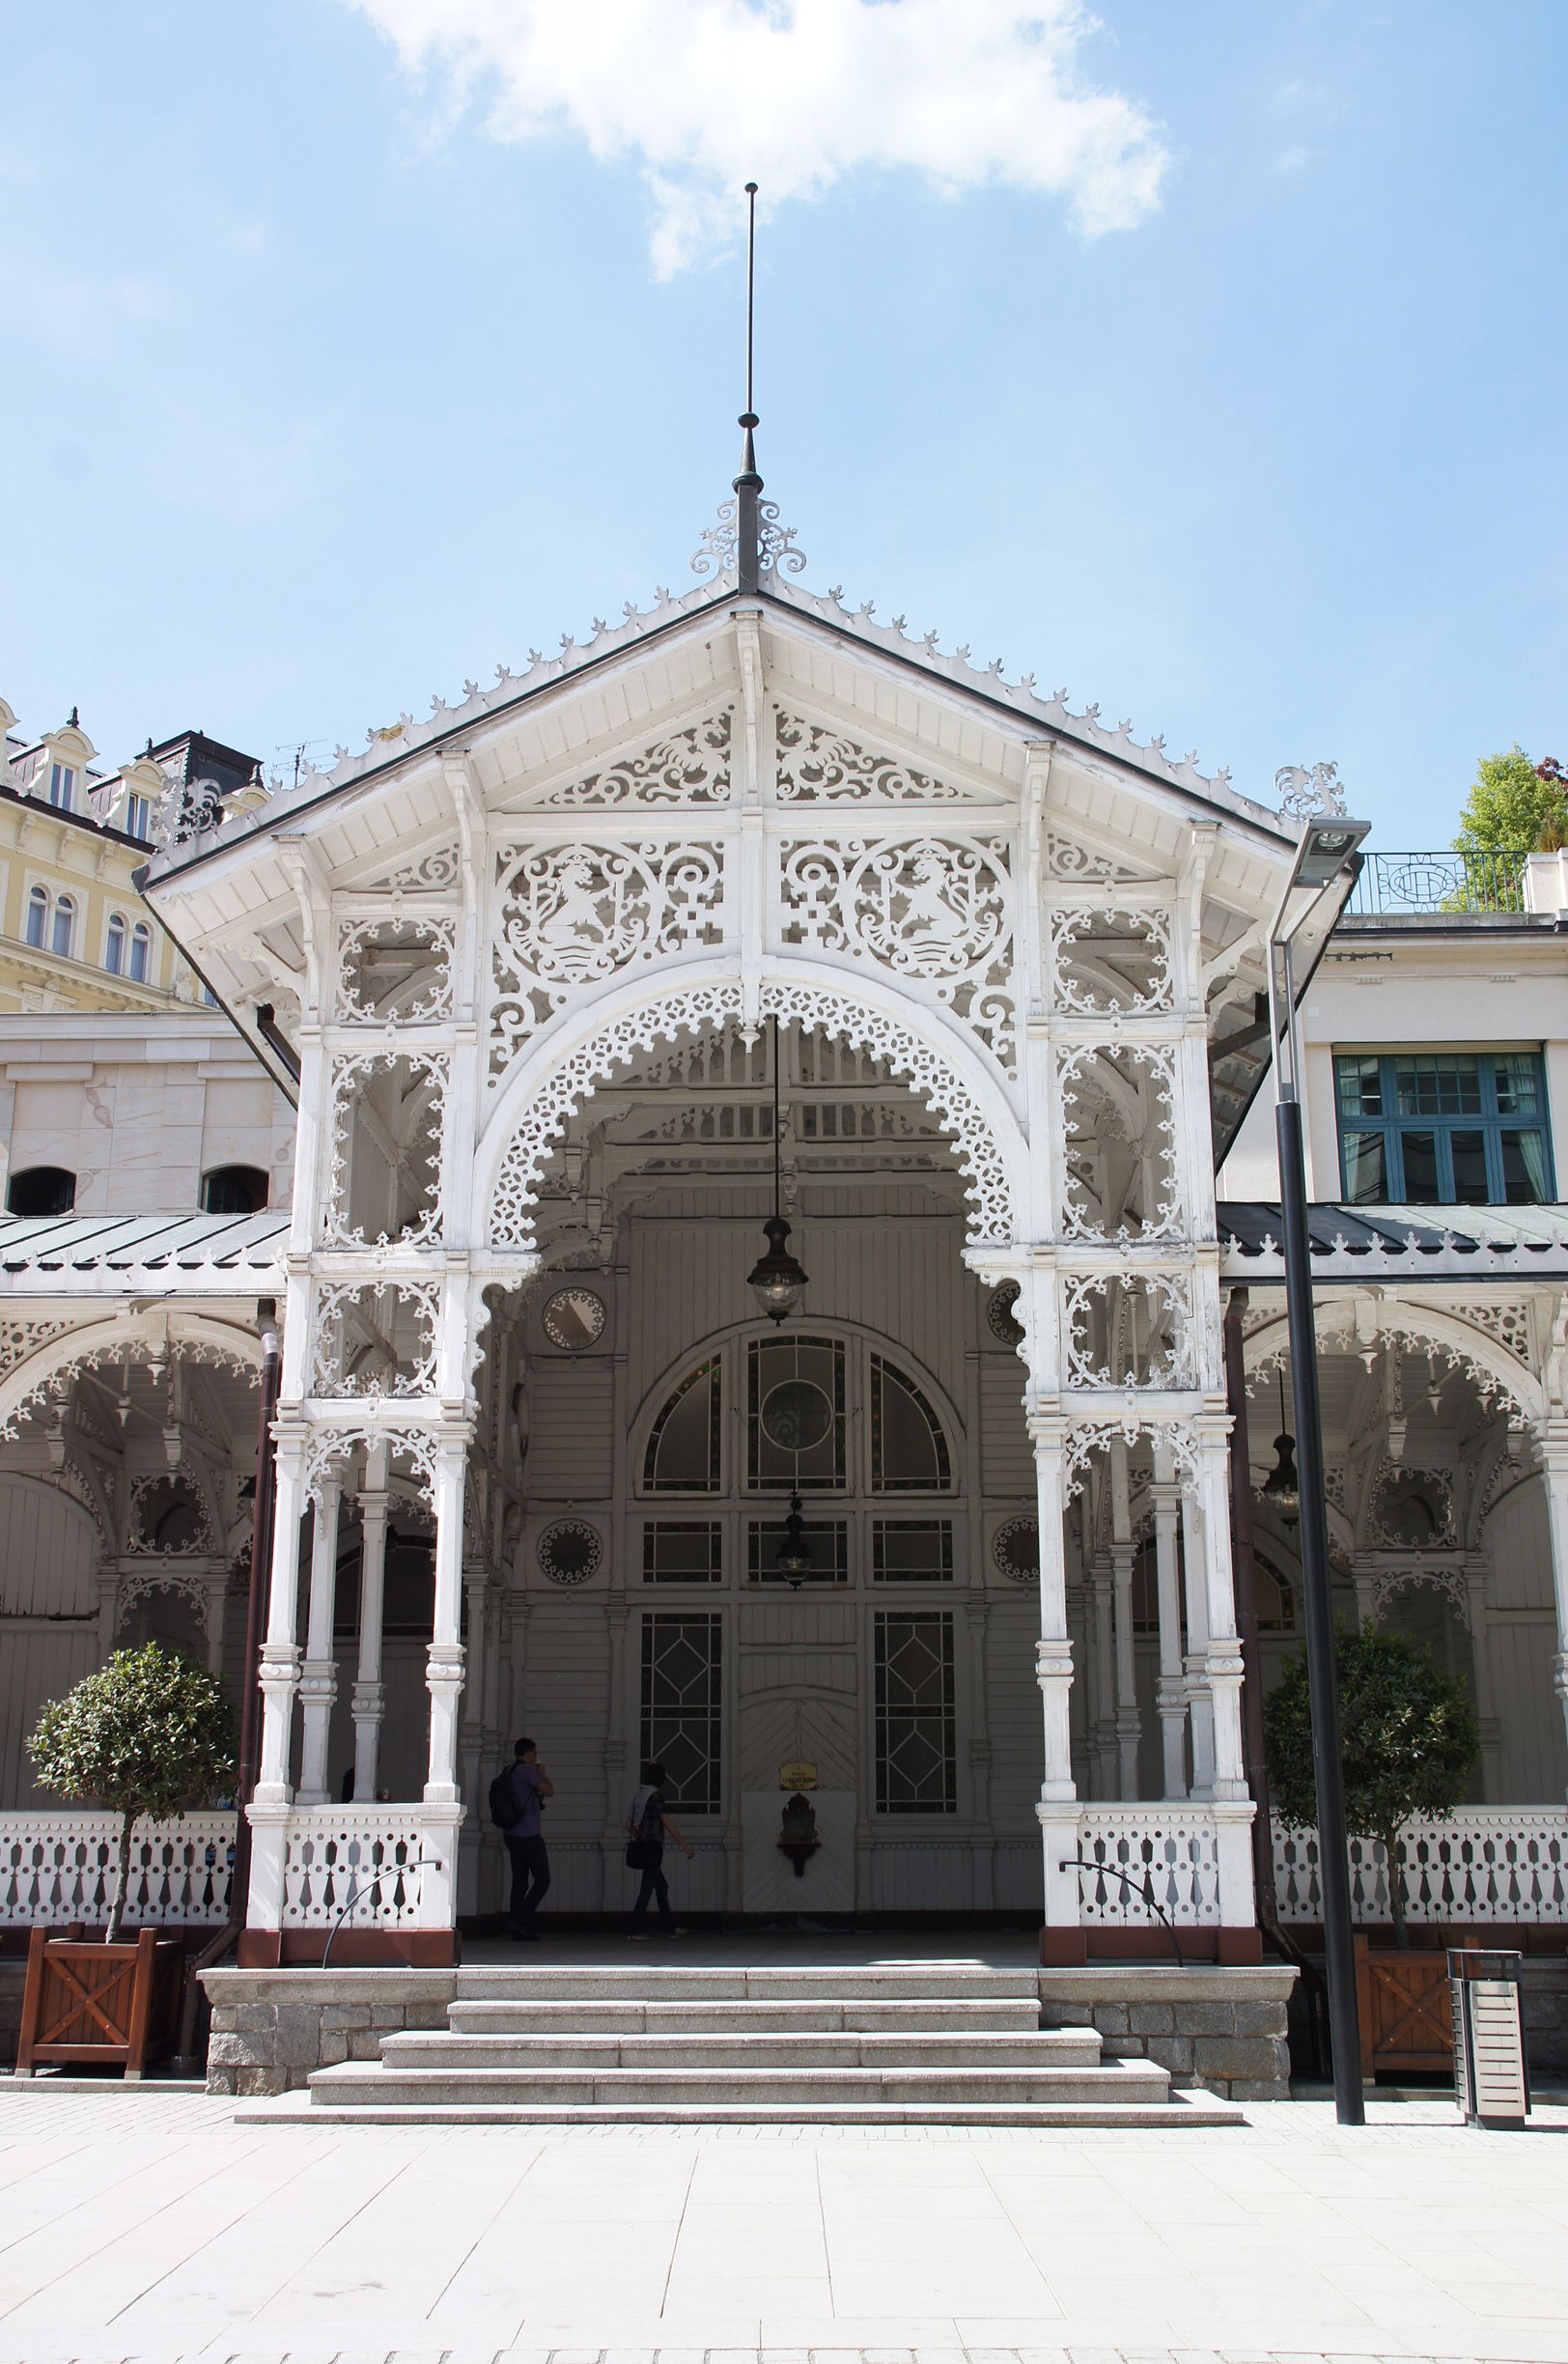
[1241, 1299, 1544, 1423]
[0, 1311, 265, 1440]
[473, 956, 1028, 1253]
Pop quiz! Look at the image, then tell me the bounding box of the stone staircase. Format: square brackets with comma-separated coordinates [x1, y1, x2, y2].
[243, 1963, 1245, 2125]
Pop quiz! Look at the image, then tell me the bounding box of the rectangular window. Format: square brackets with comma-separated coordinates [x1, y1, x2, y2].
[874, 1611, 956, 1813]
[1334, 1051, 1554, 1206]
[872, 1518, 954, 1580]
[47, 763, 73, 811]
[746, 1517, 849, 1582]
[640, 1614, 721, 1812]
[643, 1522, 724, 1582]
[125, 793, 153, 841]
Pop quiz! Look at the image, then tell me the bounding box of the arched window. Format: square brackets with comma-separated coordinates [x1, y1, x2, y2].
[24, 886, 47, 948]
[870, 1355, 951, 1492]
[6, 1166, 76, 1219]
[51, 895, 74, 958]
[201, 1165, 269, 1215]
[644, 1357, 722, 1492]
[1253, 1552, 1298, 1632]
[105, 914, 126, 974]
[128, 921, 152, 982]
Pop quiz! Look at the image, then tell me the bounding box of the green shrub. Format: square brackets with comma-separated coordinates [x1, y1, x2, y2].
[1264, 1621, 1478, 1945]
[27, 1644, 238, 1942]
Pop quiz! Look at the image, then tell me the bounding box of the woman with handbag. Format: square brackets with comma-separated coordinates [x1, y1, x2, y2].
[624, 1759, 693, 1938]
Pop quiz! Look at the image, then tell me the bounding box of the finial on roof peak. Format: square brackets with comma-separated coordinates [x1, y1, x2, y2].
[734, 181, 763, 593]
[67, 706, 79, 730]
[691, 183, 807, 593]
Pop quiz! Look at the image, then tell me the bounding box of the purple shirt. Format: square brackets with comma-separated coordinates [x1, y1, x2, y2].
[510, 1761, 546, 1840]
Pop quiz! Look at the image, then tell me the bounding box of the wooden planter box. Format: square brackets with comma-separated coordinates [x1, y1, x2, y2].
[14, 1927, 183, 2079]
[1354, 1932, 1453, 2076]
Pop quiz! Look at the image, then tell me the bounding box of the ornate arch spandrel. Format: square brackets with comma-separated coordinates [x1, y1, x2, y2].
[0, 1313, 266, 1442]
[1240, 1300, 1545, 1424]
[475, 961, 1026, 1256]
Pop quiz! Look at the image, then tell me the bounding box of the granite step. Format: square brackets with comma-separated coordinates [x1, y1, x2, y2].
[242, 2088, 1246, 2127]
[302, 2059, 1178, 2110]
[447, 1966, 1043, 2005]
[379, 2029, 1103, 2070]
[444, 1996, 1048, 2037]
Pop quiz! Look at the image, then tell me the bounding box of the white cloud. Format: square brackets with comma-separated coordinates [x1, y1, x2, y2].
[344, 0, 1167, 272]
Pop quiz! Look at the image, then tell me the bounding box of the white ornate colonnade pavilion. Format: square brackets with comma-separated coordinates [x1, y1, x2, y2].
[123, 498, 1321, 1963]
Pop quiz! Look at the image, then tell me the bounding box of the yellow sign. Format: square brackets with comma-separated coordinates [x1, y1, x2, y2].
[780, 1761, 818, 1790]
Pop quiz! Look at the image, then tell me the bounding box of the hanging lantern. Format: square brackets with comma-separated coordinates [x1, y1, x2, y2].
[747, 1015, 808, 1323]
[774, 1490, 815, 1587]
[1261, 1370, 1300, 1526]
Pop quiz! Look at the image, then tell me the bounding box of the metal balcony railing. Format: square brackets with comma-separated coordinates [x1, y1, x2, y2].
[1344, 850, 1526, 916]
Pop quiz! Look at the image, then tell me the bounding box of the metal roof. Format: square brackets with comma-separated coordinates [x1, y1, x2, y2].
[0, 1212, 288, 1291]
[1218, 1202, 1568, 1281]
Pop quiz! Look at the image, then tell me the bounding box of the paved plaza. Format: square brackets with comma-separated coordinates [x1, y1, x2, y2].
[0, 2082, 1564, 2364]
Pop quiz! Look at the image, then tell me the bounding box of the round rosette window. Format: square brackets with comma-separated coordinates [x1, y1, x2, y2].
[537, 1518, 603, 1586]
[760, 1379, 834, 1455]
[992, 1515, 1040, 1584]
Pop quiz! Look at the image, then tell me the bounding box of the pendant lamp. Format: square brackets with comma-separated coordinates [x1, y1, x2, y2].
[747, 1015, 808, 1323]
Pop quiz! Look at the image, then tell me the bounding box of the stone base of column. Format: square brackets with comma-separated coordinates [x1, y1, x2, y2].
[236, 1928, 459, 1968]
[1039, 1924, 1263, 1965]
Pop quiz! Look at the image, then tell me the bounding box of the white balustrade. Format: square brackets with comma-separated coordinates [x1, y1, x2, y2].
[1073, 1806, 1222, 1927]
[1273, 1812, 1568, 1925]
[278, 1807, 434, 1929]
[0, 1813, 236, 1927]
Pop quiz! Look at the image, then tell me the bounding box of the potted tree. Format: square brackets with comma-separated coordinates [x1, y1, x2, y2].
[1265, 1621, 1479, 2077]
[16, 1644, 237, 2078]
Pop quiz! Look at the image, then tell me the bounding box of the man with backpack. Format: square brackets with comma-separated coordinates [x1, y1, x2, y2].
[490, 1735, 554, 1940]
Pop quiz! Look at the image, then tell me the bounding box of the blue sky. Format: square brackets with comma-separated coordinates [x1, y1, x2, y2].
[2, 2, 1564, 843]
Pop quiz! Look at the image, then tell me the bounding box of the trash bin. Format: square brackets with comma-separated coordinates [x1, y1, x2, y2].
[1448, 1949, 1530, 2127]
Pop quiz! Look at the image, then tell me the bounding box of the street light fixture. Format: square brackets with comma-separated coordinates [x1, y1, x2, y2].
[1267, 800, 1371, 2127]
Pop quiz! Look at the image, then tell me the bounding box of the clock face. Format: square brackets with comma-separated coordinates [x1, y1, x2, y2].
[541, 1286, 606, 1352]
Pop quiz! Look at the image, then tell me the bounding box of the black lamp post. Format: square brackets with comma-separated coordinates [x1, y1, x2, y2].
[1268, 808, 1370, 2127]
[748, 1015, 808, 1323]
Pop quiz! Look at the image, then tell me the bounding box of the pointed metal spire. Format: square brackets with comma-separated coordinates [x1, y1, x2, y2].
[734, 182, 763, 593]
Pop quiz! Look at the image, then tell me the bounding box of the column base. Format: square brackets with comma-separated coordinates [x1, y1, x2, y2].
[237, 1928, 460, 1968]
[1039, 1924, 1263, 1965]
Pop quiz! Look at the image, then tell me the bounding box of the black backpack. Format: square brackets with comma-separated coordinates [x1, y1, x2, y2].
[490, 1764, 521, 1831]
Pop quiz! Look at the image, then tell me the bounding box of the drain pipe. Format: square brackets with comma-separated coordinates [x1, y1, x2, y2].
[1223, 1284, 1330, 2076]
[175, 1307, 282, 2068]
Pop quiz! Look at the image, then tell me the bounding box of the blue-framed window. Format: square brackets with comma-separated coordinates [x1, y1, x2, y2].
[1335, 1051, 1554, 1206]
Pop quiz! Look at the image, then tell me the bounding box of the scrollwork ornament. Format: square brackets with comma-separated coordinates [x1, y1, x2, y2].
[775, 714, 973, 803]
[489, 840, 726, 1081]
[1275, 761, 1349, 822]
[543, 712, 732, 808]
[779, 835, 1015, 1078]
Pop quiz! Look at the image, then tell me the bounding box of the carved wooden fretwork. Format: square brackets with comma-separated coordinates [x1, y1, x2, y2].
[490, 841, 727, 1082]
[336, 917, 456, 1026]
[778, 836, 1016, 1079]
[542, 712, 732, 807]
[774, 714, 980, 802]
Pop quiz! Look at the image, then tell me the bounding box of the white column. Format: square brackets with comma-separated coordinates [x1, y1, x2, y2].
[1151, 1450, 1188, 1798]
[351, 1446, 390, 1803]
[1110, 1542, 1139, 1798]
[1108, 1439, 1139, 1798]
[295, 1477, 342, 1805]
[1536, 1429, 1568, 1799]
[254, 1428, 307, 1807]
[1032, 1420, 1082, 1945]
[1181, 1481, 1216, 1797]
[424, 1438, 468, 1805]
[1194, 1423, 1247, 1803]
[1087, 1551, 1117, 1793]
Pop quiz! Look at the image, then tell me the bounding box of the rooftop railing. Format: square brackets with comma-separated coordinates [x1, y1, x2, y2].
[1344, 849, 1526, 916]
